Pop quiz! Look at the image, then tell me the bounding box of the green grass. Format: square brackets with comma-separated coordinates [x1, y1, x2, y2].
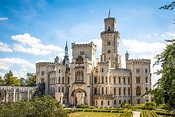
[68, 112, 121, 117]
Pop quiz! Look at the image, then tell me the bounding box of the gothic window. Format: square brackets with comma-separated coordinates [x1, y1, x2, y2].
[136, 77, 140, 84]
[108, 101, 110, 105]
[123, 77, 125, 84]
[41, 71, 44, 75]
[145, 77, 148, 83]
[114, 77, 116, 84]
[107, 50, 111, 53]
[108, 26, 111, 31]
[59, 77, 60, 83]
[76, 71, 84, 82]
[106, 87, 107, 94]
[101, 101, 103, 106]
[102, 87, 104, 94]
[119, 100, 121, 104]
[128, 77, 131, 84]
[114, 100, 116, 105]
[136, 68, 140, 73]
[106, 76, 108, 83]
[136, 86, 141, 96]
[102, 76, 104, 84]
[62, 77, 64, 84]
[101, 68, 104, 72]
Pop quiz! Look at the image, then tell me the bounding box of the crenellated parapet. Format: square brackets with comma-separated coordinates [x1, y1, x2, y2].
[72, 41, 97, 50]
[126, 59, 151, 65]
[36, 62, 55, 67]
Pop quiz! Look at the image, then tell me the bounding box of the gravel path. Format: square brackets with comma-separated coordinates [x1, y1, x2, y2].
[132, 111, 141, 117]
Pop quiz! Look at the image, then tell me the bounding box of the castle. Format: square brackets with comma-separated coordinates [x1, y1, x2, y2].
[36, 15, 151, 107]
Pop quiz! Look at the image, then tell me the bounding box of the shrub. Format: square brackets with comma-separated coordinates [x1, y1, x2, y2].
[145, 102, 156, 110]
[120, 111, 132, 117]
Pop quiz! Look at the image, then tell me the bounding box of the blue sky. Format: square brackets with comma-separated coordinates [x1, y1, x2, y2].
[0, 0, 174, 85]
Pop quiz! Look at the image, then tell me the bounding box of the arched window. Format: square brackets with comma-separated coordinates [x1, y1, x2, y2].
[102, 76, 104, 84]
[108, 26, 110, 31]
[145, 87, 148, 93]
[136, 86, 141, 96]
[76, 71, 83, 82]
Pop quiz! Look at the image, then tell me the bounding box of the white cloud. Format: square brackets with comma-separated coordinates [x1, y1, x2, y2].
[0, 58, 35, 70]
[0, 42, 13, 52]
[11, 33, 64, 55]
[122, 39, 165, 54]
[0, 17, 8, 21]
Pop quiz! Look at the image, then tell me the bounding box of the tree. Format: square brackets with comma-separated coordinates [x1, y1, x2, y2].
[0, 96, 68, 117]
[20, 77, 27, 86]
[159, 1, 175, 10]
[3, 71, 20, 86]
[26, 73, 36, 86]
[154, 39, 175, 109]
[0, 76, 5, 85]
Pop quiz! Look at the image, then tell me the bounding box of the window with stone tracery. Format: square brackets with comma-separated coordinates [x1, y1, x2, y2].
[76, 71, 84, 82]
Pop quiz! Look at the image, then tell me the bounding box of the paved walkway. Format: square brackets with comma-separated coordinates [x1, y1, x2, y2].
[132, 111, 141, 117]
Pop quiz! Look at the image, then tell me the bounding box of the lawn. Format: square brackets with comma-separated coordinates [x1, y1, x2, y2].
[68, 112, 121, 117]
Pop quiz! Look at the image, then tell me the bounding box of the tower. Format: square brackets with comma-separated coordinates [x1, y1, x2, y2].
[100, 11, 121, 68]
[62, 41, 69, 70]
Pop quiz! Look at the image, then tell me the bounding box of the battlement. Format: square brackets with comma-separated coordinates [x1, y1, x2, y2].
[72, 41, 96, 49]
[36, 62, 55, 67]
[127, 59, 151, 64]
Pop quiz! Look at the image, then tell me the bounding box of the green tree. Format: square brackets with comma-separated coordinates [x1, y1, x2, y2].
[26, 73, 36, 86]
[0, 76, 5, 85]
[20, 77, 27, 86]
[154, 39, 175, 108]
[0, 96, 67, 117]
[3, 71, 20, 86]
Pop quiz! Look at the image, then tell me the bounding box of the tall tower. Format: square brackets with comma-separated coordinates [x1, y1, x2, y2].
[100, 11, 121, 68]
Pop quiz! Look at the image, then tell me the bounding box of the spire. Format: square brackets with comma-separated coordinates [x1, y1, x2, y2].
[65, 41, 68, 56]
[108, 9, 110, 18]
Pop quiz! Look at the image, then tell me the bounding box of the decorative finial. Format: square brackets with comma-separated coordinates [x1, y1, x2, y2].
[108, 9, 110, 18]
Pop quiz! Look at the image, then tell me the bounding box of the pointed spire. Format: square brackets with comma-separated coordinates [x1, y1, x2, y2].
[65, 41, 68, 56]
[108, 9, 110, 18]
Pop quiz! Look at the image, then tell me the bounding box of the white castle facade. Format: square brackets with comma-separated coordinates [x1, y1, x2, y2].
[36, 16, 151, 107]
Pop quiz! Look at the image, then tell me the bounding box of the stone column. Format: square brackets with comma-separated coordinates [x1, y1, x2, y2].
[13, 89, 16, 102]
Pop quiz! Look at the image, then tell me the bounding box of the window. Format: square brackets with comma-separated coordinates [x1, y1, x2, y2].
[145, 87, 148, 93]
[114, 88, 116, 95]
[114, 77, 116, 84]
[62, 77, 64, 84]
[101, 68, 104, 72]
[41, 71, 44, 75]
[128, 77, 130, 84]
[145, 77, 148, 83]
[108, 101, 110, 105]
[136, 77, 140, 84]
[102, 87, 104, 94]
[59, 69, 60, 73]
[107, 41, 111, 45]
[119, 77, 121, 83]
[94, 88, 97, 94]
[106, 87, 107, 94]
[128, 100, 130, 104]
[41, 78, 45, 83]
[119, 88, 121, 95]
[123, 77, 125, 84]
[128, 88, 130, 95]
[62, 87, 64, 93]
[114, 100, 116, 105]
[80, 51, 84, 55]
[106, 76, 108, 83]
[124, 100, 126, 103]
[94, 77, 97, 83]
[76, 71, 84, 82]
[119, 100, 121, 104]
[101, 101, 103, 106]
[136, 86, 141, 96]
[123, 88, 126, 96]
[108, 26, 110, 31]
[137, 99, 140, 104]
[101, 76, 104, 84]
[59, 77, 60, 83]
[145, 69, 148, 73]
[107, 50, 111, 53]
[136, 68, 140, 73]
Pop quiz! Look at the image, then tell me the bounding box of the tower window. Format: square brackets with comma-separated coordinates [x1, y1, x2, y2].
[76, 71, 83, 82]
[107, 50, 111, 53]
[136, 77, 140, 84]
[80, 51, 84, 55]
[108, 26, 111, 31]
[41, 71, 44, 75]
[145, 77, 148, 83]
[107, 41, 111, 45]
[145, 69, 148, 73]
[136, 68, 140, 73]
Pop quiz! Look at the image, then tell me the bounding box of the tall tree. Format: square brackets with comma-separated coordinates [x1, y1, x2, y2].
[3, 71, 20, 86]
[20, 77, 27, 86]
[154, 39, 175, 108]
[26, 73, 36, 86]
[0, 76, 5, 85]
